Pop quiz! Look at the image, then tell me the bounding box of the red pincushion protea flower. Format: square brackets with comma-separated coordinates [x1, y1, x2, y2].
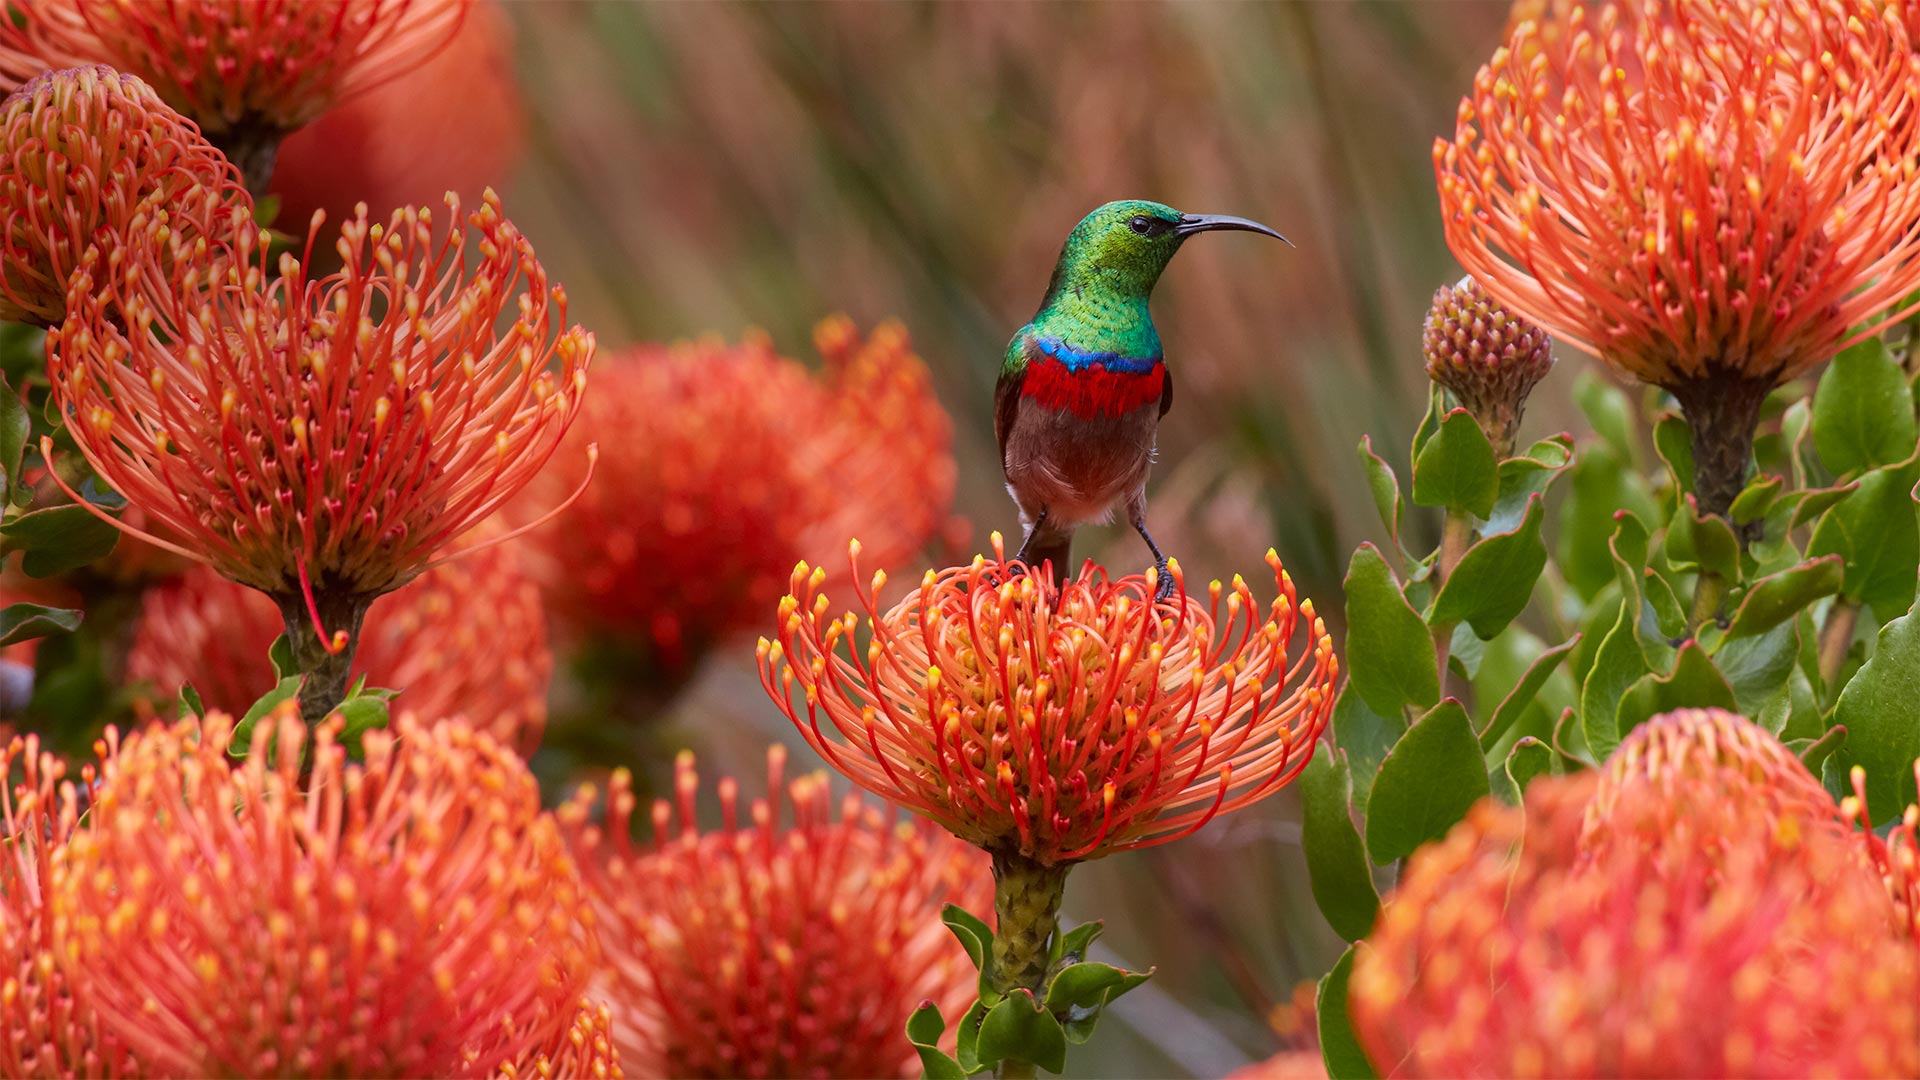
[558, 746, 988, 1079]
[1844, 761, 1920, 942]
[497, 998, 624, 1080]
[272, 0, 522, 242]
[516, 319, 952, 677]
[0, 0, 471, 189]
[1351, 758, 1918, 1075]
[51, 711, 598, 1079]
[761, 540, 1338, 866]
[46, 189, 591, 718]
[0, 735, 137, 1077]
[0, 65, 249, 327]
[1434, 0, 1920, 515]
[127, 537, 551, 755]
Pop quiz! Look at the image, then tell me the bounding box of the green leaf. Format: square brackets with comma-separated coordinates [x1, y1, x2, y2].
[942, 905, 993, 975]
[1486, 434, 1574, 536]
[1574, 370, 1638, 466]
[1343, 544, 1439, 717]
[1663, 496, 1740, 583]
[1797, 724, 1847, 775]
[1723, 557, 1844, 640]
[1331, 685, 1403, 812]
[1834, 597, 1920, 825]
[1581, 514, 1653, 760]
[1653, 413, 1696, 501]
[1813, 338, 1916, 476]
[1049, 922, 1102, 968]
[333, 694, 390, 758]
[1712, 617, 1803, 720]
[1357, 436, 1402, 543]
[228, 674, 303, 759]
[0, 372, 26, 505]
[1411, 409, 1498, 518]
[1505, 737, 1554, 798]
[1059, 970, 1150, 1045]
[1616, 641, 1737, 740]
[1410, 384, 1446, 461]
[268, 634, 297, 680]
[0, 504, 120, 577]
[975, 991, 1066, 1075]
[1426, 494, 1547, 640]
[907, 1002, 971, 1080]
[1317, 945, 1379, 1080]
[1560, 443, 1660, 601]
[1364, 699, 1489, 864]
[1300, 747, 1380, 942]
[956, 999, 987, 1073]
[1807, 455, 1920, 621]
[1728, 474, 1785, 526]
[1642, 569, 1686, 641]
[1480, 634, 1581, 751]
[0, 602, 82, 646]
[1043, 961, 1142, 1012]
[1787, 482, 1859, 530]
[176, 682, 205, 721]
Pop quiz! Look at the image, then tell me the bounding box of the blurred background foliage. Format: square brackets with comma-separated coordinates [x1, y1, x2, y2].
[488, 3, 1527, 1075]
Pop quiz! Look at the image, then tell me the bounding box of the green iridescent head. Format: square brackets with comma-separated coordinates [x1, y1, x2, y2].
[1040, 199, 1289, 305]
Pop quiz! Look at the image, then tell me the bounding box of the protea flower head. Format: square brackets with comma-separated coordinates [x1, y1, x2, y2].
[1434, 0, 1920, 517]
[515, 319, 952, 680]
[558, 746, 988, 1079]
[1350, 724, 1918, 1077]
[45, 189, 592, 720]
[127, 533, 552, 756]
[0, 64, 249, 327]
[51, 710, 599, 1079]
[1844, 761, 1920, 943]
[1422, 276, 1555, 456]
[0, 0, 472, 190]
[0, 735, 137, 1077]
[497, 998, 624, 1080]
[272, 0, 523, 244]
[759, 538, 1338, 866]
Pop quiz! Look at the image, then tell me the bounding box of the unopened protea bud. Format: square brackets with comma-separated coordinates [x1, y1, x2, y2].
[1422, 276, 1554, 456]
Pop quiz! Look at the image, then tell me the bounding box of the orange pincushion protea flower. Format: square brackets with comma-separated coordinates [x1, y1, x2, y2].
[559, 746, 987, 1079]
[760, 540, 1338, 866]
[1845, 761, 1920, 942]
[45, 189, 591, 714]
[1434, 0, 1920, 514]
[0, 0, 470, 187]
[51, 711, 598, 1079]
[127, 536, 551, 755]
[0, 735, 137, 1078]
[497, 998, 624, 1080]
[516, 320, 952, 675]
[1351, 715, 1919, 1078]
[0, 65, 248, 327]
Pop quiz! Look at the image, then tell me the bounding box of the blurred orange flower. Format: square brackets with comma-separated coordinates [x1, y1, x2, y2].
[760, 541, 1337, 865]
[127, 537, 552, 756]
[53, 711, 597, 1078]
[272, 0, 524, 239]
[1436, 0, 1920, 512]
[497, 997, 624, 1080]
[1351, 711, 1918, 1078]
[0, 735, 137, 1078]
[516, 318, 952, 675]
[0, 65, 248, 327]
[0, 0, 470, 186]
[559, 746, 987, 1079]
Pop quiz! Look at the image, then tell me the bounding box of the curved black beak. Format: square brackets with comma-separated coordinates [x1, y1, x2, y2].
[1175, 213, 1294, 247]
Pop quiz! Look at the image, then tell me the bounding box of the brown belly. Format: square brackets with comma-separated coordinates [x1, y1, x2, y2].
[1002, 398, 1159, 526]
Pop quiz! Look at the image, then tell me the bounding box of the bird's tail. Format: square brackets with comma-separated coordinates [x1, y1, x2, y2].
[1027, 533, 1073, 590]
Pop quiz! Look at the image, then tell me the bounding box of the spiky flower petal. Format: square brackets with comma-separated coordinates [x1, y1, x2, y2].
[0, 65, 248, 327]
[760, 541, 1338, 865]
[559, 746, 987, 1079]
[51, 711, 597, 1079]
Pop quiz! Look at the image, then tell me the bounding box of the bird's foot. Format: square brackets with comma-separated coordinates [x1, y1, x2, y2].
[1152, 559, 1174, 603]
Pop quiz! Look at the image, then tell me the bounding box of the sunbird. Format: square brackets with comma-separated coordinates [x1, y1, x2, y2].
[998, 199, 1289, 600]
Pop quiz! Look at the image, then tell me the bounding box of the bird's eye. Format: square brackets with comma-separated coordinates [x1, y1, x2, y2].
[1129, 215, 1155, 235]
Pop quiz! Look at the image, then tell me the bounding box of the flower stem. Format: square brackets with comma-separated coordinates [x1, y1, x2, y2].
[1818, 599, 1860, 693]
[1431, 509, 1475, 685]
[208, 120, 285, 197]
[1670, 374, 1769, 542]
[989, 849, 1071, 1078]
[274, 591, 371, 725]
[1687, 571, 1728, 635]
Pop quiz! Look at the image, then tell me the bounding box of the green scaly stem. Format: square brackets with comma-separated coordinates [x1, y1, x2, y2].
[989, 849, 1072, 1079]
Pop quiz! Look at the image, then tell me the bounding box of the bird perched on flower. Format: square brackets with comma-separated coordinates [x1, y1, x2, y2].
[1000, 200, 1288, 599]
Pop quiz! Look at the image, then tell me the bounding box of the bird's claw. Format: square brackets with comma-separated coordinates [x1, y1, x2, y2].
[1153, 560, 1175, 603]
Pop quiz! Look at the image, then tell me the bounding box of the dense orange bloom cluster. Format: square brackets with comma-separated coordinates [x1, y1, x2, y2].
[0, 0, 470, 141]
[1437, 0, 1920, 390]
[0, 65, 248, 326]
[127, 537, 552, 755]
[47, 189, 593, 610]
[273, 0, 524, 241]
[1352, 710, 1918, 1077]
[760, 540, 1338, 864]
[53, 711, 601, 1078]
[518, 319, 953, 673]
[1845, 761, 1920, 942]
[498, 998, 624, 1080]
[559, 746, 986, 1079]
[0, 735, 136, 1078]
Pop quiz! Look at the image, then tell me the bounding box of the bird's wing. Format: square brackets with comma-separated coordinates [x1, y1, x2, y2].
[995, 331, 1043, 465]
[1159, 361, 1173, 418]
